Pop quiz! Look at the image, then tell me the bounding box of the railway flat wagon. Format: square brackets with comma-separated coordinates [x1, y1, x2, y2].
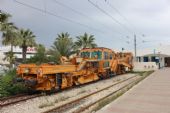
[16, 47, 133, 91]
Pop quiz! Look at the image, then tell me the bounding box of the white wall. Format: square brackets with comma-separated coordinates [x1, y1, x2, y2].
[0, 46, 36, 64]
[133, 62, 158, 71]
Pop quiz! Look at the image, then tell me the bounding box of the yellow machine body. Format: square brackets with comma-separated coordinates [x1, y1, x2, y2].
[16, 47, 133, 91]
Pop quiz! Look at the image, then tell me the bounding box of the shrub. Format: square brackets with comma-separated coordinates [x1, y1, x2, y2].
[0, 69, 27, 98]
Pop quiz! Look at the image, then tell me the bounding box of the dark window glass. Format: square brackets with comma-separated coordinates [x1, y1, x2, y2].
[104, 52, 109, 59]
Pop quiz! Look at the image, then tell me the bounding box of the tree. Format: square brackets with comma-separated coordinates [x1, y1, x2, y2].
[74, 32, 97, 49]
[49, 32, 75, 63]
[17, 29, 36, 62]
[0, 11, 11, 30]
[2, 24, 18, 52]
[0, 11, 18, 67]
[26, 44, 48, 64]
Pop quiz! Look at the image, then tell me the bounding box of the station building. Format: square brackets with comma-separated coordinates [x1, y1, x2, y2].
[137, 45, 170, 68]
[136, 54, 170, 68]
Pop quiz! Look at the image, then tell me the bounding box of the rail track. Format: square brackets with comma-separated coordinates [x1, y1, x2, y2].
[43, 75, 140, 113]
[0, 94, 42, 107]
[0, 75, 136, 108]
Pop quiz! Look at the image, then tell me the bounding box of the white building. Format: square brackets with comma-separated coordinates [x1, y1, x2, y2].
[0, 46, 36, 65]
[137, 54, 170, 68]
[136, 45, 170, 68]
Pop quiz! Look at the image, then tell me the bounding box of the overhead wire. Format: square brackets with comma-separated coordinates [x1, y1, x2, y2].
[104, 0, 149, 46]
[105, 0, 136, 32]
[43, 0, 47, 13]
[52, 0, 126, 36]
[13, 0, 133, 46]
[88, 0, 134, 34]
[106, 1, 148, 43]
[13, 0, 104, 33]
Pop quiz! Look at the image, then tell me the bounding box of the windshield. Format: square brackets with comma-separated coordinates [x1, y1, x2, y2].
[81, 52, 90, 58]
[80, 51, 102, 59]
[91, 51, 102, 59]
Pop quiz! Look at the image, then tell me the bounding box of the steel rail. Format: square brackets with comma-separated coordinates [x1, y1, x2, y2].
[43, 75, 138, 113]
[0, 94, 42, 107]
[74, 76, 142, 113]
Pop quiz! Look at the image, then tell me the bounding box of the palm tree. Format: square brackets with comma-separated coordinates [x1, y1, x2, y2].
[49, 32, 75, 63]
[2, 24, 18, 52]
[0, 11, 18, 67]
[74, 32, 97, 49]
[17, 29, 36, 62]
[0, 11, 11, 30]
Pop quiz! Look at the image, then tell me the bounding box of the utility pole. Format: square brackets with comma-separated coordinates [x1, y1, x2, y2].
[134, 34, 137, 61]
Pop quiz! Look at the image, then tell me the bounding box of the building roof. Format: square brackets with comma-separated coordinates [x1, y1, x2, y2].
[140, 53, 170, 57]
[137, 45, 170, 56]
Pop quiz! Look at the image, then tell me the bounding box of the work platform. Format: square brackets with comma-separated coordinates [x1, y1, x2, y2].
[97, 68, 170, 113]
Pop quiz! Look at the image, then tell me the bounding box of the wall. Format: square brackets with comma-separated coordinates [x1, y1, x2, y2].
[137, 55, 166, 68]
[0, 46, 36, 65]
[133, 62, 158, 71]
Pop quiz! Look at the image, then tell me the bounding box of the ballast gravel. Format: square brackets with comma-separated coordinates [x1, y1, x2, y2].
[0, 74, 136, 113]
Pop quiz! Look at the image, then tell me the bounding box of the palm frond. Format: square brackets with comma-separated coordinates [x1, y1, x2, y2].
[75, 33, 97, 49]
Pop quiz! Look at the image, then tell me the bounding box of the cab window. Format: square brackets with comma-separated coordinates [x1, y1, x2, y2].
[91, 51, 102, 60]
[81, 52, 90, 58]
[110, 53, 113, 59]
[104, 52, 109, 59]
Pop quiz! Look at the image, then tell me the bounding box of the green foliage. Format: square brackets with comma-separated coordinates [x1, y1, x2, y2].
[3, 51, 16, 65]
[74, 32, 97, 49]
[16, 28, 36, 62]
[49, 32, 75, 63]
[0, 11, 11, 31]
[26, 44, 58, 64]
[132, 71, 154, 76]
[0, 11, 18, 67]
[26, 44, 47, 64]
[2, 24, 18, 46]
[0, 69, 27, 98]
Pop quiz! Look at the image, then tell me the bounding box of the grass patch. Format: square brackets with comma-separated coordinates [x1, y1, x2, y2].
[116, 78, 121, 81]
[39, 102, 54, 108]
[59, 96, 70, 101]
[78, 89, 86, 95]
[39, 95, 70, 108]
[39, 97, 55, 108]
[55, 96, 70, 103]
[132, 70, 154, 76]
[94, 91, 125, 111]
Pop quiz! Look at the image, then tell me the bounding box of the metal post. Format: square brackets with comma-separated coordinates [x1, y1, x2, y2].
[158, 52, 161, 69]
[134, 34, 137, 61]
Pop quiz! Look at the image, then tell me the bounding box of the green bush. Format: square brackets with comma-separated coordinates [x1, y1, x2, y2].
[0, 69, 27, 98]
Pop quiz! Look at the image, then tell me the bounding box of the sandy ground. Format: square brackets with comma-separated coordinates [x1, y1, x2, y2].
[0, 73, 136, 113]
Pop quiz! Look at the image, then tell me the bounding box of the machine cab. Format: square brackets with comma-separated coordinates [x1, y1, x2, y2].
[79, 47, 115, 60]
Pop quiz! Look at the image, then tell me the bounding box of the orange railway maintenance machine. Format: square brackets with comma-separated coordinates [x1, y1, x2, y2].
[16, 47, 133, 91]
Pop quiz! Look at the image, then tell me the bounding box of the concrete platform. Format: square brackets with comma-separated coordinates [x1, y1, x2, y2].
[97, 68, 170, 113]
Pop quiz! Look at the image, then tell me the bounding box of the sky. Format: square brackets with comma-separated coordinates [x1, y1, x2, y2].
[0, 0, 170, 55]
